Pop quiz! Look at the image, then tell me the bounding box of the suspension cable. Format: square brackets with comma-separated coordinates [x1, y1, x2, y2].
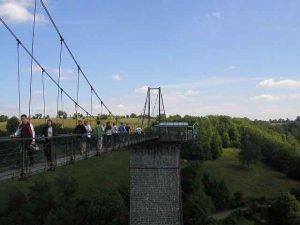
[0, 16, 97, 121]
[39, 0, 115, 118]
[141, 88, 149, 129]
[56, 37, 63, 123]
[42, 68, 46, 122]
[90, 87, 93, 119]
[160, 91, 167, 121]
[28, 0, 37, 120]
[17, 40, 21, 118]
[75, 66, 80, 125]
[60, 88, 64, 128]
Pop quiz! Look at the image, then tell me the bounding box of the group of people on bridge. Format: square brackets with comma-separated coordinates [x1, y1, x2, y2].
[10, 114, 142, 171]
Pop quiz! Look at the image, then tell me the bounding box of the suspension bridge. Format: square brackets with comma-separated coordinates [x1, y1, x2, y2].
[0, 1, 196, 225]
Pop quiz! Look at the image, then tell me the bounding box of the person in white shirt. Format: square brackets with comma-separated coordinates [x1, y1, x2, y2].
[84, 120, 92, 155]
[84, 120, 92, 138]
[136, 127, 142, 134]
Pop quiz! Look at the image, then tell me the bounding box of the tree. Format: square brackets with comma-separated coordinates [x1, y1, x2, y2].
[130, 113, 137, 118]
[168, 114, 182, 121]
[181, 141, 203, 161]
[222, 132, 230, 148]
[202, 172, 230, 210]
[239, 131, 262, 168]
[0, 115, 8, 122]
[73, 113, 83, 119]
[211, 133, 223, 159]
[57, 110, 67, 119]
[183, 189, 215, 225]
[6, 116, 19, 133]
[269, 192, 300, 225]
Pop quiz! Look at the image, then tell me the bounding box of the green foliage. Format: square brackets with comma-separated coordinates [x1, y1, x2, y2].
[0, 151, 131, 225]
[290, 188, 300, 200]
[222, 132, 230, 148]
[6, 117, 19, 134]
[202, 172, 231, 210]
[0, 175, 128, 225]
[130, 113, 137, 118]
[181, 142, 203, 160]
[211, 132, 223, 159]
[181, 162, 202, 194]
[239, 129, 262, 168]
[181, 163, 216, 225]
[0, 115, 8, 122]
[202, 148, 300, 199]
[57, 110, 67, 119]
[177, 115, 300, 181]
[269, 192, 300, 225]
[232, 192, 244, 208]
[183, 189, 215, 225]
[168, 114, 182, 120]
[54, 175, 78, 203]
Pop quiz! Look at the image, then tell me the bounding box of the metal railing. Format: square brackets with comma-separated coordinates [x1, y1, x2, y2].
[0, 132, 158, 182]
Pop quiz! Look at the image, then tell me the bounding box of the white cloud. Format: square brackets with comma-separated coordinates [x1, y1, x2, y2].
[228, 65, 237, 70]
[112, 74, 122, 81]
[33, 90, 47, 95]
[30, 65, 75, 80]
[135, 86, 148, 94]
[29, 64, 46, 73]
[251, 94, 279, 101]
[0, 0, 45, 24]
[118, 104, 125, 108]
[185, 90, 199, 96]
[211, 12, 222, 18]
[52, 68, 75, 81]
[257, 79, 300, 88]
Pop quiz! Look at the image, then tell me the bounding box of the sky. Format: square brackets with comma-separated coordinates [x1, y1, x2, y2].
[1, 0, 300, 120]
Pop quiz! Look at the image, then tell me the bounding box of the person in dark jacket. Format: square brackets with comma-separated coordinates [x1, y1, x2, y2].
[42, 119, 56, 170]
[104, 121, 112, 147]
[11, 114, 36, 166]
[74, 120, 87, 155]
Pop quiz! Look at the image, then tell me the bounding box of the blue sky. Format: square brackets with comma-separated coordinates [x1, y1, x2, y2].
[1, 0, 300, 120]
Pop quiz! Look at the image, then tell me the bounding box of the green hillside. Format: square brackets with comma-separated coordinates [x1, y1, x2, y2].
[202, 148, 300, 198]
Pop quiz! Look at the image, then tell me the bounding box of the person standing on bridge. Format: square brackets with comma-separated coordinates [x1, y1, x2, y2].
[74, 120, 87, 156]
[95, 120, 103, 154]
[111, 122, 118, 146]
[118, 122, 127, 143]
[104, 121, 112, 148]
[84, 120, 93, 155]
[42, 119, 56, 171]
[11, 114, 36, 166]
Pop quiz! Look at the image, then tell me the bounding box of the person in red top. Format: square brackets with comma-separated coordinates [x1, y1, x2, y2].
[11, 114, 36, 165]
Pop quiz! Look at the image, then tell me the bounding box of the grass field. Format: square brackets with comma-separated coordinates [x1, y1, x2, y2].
[201, 148, 300, 199]
[0, 150, 130, 211]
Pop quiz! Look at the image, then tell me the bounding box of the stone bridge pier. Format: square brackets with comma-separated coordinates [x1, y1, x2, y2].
[129, 142, 182, 225]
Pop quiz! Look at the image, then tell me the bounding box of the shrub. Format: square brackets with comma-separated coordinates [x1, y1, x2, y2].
[6, 117, 19, 134]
